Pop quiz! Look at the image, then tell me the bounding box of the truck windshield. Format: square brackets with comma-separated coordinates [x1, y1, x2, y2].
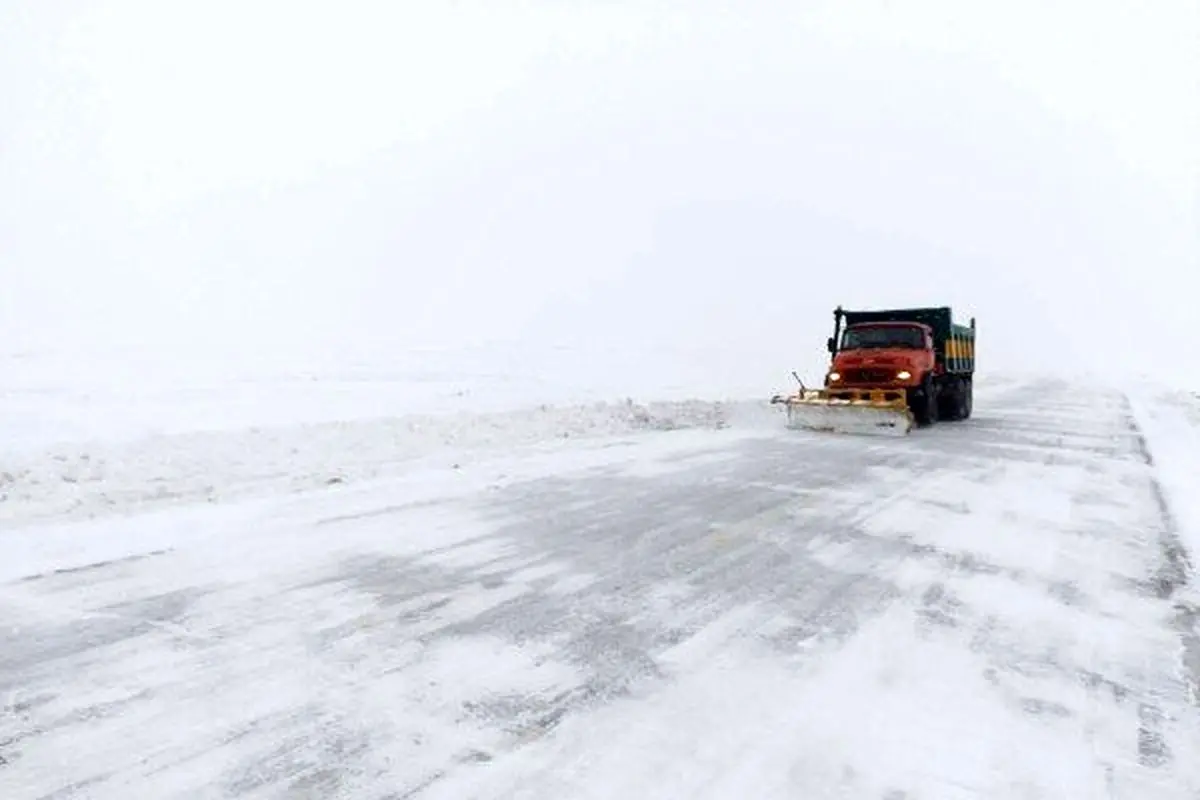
[841, 326, 924, 350]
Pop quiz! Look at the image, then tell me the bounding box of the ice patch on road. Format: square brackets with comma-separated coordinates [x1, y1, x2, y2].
[861, 456, 1164, 588]
[805, 533, 856, 570]
[426, 595, 1198, 800]
[411, 634, 582, 710]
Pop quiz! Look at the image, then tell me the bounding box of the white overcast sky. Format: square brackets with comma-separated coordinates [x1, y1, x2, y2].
[2, 0, 1196, 382]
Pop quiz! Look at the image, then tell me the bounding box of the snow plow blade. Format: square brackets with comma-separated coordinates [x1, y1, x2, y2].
[771, 388, 913, 437]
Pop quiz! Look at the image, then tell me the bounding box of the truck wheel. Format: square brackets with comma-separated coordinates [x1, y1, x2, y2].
[913, 375, 938, 427]
[962, 378, 973, 419]
[945, 377, 971, 421]
[937, 378, 962, 421]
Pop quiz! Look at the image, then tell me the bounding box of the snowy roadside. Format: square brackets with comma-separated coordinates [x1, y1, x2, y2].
[0, 398, 774, 526]
[1127, 390, 1200, 586]
[0, 342, 800, 453]
[1127, 388, 1200, 708]
[0, 374, 1030, 527]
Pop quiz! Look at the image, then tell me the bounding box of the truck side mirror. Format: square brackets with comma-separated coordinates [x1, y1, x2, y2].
[826, 337, 836, 354]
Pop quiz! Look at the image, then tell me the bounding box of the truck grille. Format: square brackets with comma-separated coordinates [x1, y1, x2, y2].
[843, 368, 895, 384]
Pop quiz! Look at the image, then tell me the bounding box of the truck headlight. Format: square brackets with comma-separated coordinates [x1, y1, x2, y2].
[828, 372, 841, 382]
[896, 370, 912, 380]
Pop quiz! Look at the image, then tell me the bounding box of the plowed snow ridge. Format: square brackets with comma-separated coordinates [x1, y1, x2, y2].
[0, 398, 773, 524]
[1129, 390, 1200, 602]
[0, 377, 1031, 526]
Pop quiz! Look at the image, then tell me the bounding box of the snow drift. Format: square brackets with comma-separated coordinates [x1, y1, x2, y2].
[0, 398, 774, 525]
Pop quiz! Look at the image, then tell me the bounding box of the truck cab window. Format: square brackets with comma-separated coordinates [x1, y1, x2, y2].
[841, 326, 924, 350]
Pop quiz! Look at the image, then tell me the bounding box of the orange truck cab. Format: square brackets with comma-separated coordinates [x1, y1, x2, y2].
[824, 306, 976, 426]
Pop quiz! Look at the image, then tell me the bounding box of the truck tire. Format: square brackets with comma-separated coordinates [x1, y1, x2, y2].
[937, 378, 961, 421]
[962, 377, 973, 419]
[912, 375, 938, 427]
[939, 377, 970, 421]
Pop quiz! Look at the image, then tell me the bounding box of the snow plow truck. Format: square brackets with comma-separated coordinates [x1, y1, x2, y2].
[772, 305, 976, 436]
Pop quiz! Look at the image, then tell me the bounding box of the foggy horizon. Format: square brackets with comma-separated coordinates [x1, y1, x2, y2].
[3, 0, 1196, 384]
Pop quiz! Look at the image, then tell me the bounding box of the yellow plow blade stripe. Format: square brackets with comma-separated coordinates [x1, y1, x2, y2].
[779, 389, 913, 436]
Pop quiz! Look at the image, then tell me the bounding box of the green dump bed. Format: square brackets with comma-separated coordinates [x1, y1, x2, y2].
[838, 305, 976, 375]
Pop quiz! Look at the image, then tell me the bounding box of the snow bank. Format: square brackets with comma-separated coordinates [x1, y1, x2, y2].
[1, 341, 1034, 455]
[1128, 390, 1200, 575]
[0, 343, 778, 453]
[0, 339, 1029, 527]
[1, 342, 792, 526]
[0, 398, 773, 525]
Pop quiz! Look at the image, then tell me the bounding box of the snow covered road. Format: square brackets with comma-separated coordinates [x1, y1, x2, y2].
[3, 380, 1199, 798]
